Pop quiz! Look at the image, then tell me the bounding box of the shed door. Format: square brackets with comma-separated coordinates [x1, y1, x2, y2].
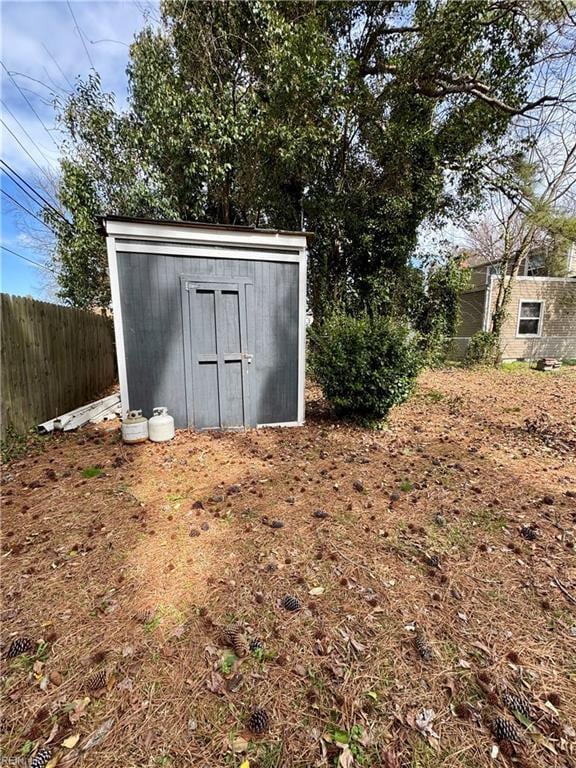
[182, 278, 254, 429]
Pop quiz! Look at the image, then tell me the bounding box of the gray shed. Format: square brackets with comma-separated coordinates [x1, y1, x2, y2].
[101, 216, 309, 430]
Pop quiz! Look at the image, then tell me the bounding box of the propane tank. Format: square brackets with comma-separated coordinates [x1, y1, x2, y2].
[148, 407, 175, 443]
[121, 409, 149, 444]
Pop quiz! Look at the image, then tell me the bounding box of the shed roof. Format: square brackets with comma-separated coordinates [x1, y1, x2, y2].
[98, 215, 313, 243]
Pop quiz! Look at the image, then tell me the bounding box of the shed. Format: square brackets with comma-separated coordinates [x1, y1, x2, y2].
[100, 216, 309, 430]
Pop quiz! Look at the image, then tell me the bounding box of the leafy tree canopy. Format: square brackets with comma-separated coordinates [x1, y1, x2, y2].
[46, 0, 563, 312]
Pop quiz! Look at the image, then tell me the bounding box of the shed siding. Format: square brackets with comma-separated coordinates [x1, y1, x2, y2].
[117, 250, 299, 427]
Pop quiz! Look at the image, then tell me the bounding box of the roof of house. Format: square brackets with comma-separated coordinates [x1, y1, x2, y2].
[97, 215, 314, 243]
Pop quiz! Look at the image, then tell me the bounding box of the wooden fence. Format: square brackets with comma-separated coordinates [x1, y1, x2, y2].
[1, 294, 116, 438]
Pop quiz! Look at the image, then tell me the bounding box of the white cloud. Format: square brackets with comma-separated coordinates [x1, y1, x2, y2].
[1, 0, 158, 176]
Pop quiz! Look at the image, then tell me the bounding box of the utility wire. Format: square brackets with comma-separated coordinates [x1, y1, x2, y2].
[5, 70, 68, 97]
[0, 118, 59, 201]
[1, 62, 60, 148]
[0, 99, 54, 166]
[41, 43, 75, 91]
[1, 188, 57, 234]
[1, 244, 56, 273]
[66, 0, 96, 70]
[0, 159, 71, 227]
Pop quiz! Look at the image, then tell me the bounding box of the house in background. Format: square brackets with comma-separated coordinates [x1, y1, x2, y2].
[454, 244, 576, 361]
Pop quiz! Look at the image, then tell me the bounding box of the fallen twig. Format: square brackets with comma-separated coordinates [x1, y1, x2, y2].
[552, 576, 576, 606]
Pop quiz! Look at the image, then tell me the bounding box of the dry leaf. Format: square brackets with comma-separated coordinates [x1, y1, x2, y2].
[62, 734, 80, 749]
[172, 624, 186, 639]
[309, 586, 325, 596]
[232, 736, 249, 753]
[117, 677, 133, 692]
[338, 745, 354, 768]
[413, 708, 440, 747]
[45, 719, 59, 744]
[471, 640, 493, 659]
[206, 671, 225, 694]
[382, 750, 400, 768]
[68, 697, 90, 724]
[81, 717, 114, 752]
[349, 637, 366, 656]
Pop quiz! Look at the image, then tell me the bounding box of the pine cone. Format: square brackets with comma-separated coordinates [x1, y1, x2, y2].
[6, 637, 34, 658]
[85, 668, 108, 691]
[502, 692, 532, 719]
[247, 707, 269, 734]
[491, 716, 522, 743]
[414, 627, 433, 661]
[30, 747, 52, 768]
[281, 595, 301, 612]
[425, 553, 441, 568]
[520, 526, 537, 541]
[223, 624, 249, 658]
[134, 608, 155, 624]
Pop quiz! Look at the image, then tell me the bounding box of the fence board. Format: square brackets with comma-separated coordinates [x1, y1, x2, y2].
[1, 294, 116, 438]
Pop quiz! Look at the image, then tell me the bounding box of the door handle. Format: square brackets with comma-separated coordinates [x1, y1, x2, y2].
[243, 354, 253, 364]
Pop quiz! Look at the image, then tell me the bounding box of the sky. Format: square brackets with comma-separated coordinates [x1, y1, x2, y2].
[0, 0, 159, 300]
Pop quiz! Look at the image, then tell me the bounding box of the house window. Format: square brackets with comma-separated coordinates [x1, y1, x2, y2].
[517, 301, 543, 336]
[525, 252, 546, 276]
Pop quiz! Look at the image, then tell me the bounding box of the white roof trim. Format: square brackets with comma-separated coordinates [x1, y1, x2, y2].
[103, 219, 308, 251]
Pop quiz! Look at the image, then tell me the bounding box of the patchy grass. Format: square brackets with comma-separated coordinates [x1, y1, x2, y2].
[1, 368, 575, 768]
[0, 426, 48, 464]
[81, 465, 104, 478]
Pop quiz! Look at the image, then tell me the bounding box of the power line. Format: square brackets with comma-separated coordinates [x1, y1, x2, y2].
[1, 244, 56, 273]
[1, 188, 57, 234]
[0, 118, 59, 201]
[1, 99, 54, 166]
[0, 159, 71, 227]
[42, 43, 75, 91]
[1, 61, 60, 148]
[66, 0, 95, 70]
[5, 70, 68, 97]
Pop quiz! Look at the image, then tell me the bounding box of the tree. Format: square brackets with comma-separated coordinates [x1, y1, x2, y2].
[465, 68, 576, 349]
[46, 0, 571, 312]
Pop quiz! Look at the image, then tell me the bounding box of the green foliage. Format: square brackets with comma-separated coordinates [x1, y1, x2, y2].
[81, 465, 103, 478]
[464, 331, 500, 367]
[218, 650, 237, 676]
[1, 426, 47, 464]
[48, 1, 556, 313]
[310, 313, 423, 423]
[417, 259, 471, 364]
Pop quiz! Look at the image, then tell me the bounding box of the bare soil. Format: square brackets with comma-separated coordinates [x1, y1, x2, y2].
[1, 367, 575, 768]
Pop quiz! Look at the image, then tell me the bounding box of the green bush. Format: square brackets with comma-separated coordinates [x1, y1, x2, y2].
[310, 313, 423, 423]
[464, 331, 500, 366]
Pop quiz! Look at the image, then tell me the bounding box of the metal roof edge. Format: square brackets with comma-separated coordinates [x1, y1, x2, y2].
[97, 215, 314, 243]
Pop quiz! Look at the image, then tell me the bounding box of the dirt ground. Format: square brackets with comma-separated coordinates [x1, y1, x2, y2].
[1, 367, 575, 768]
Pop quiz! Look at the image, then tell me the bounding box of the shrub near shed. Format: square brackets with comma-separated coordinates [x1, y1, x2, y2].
[310, 312, 423, 424]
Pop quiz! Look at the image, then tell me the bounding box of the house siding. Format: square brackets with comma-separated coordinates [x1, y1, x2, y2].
[489, 277, 576, 360]
[453, 277, 576, 360]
